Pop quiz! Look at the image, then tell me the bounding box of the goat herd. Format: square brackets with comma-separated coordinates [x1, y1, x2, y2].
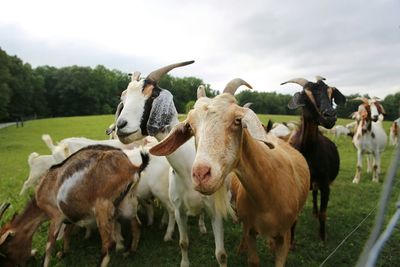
[0, 61, 399, 267]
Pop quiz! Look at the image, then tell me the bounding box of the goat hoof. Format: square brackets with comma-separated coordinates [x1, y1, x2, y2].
[352, 179, 359, 184]
[163, 235, 173, 242]
[199, 226, 207, 234]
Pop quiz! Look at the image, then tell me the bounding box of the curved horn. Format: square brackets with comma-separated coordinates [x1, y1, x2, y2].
[223, 78, 253, 95]
[197, 85, 206, 99]
[280, 78, 310, 87]
[315, 75, 326, 82]
[147, 60, 195, 83]
[351, 97, 369, 105]
[243, 102, 253, 108]
[0, 203, 10, 220]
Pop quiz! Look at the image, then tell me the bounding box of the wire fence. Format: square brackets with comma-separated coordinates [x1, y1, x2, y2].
[356, 144, 400, 267]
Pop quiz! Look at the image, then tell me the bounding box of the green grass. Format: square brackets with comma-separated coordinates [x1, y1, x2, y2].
[0, 114, 399, 267]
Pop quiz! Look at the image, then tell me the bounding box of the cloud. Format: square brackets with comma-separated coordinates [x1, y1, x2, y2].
[0, 0, 399, 99]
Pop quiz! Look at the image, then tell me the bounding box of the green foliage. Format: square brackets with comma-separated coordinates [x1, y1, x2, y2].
[0, 115, 399, 267]
[0, 47, 398, 123]
[185, 100, 195, 113]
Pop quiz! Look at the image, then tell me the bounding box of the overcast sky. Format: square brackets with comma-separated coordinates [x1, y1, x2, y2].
[1, 0, 399, 98]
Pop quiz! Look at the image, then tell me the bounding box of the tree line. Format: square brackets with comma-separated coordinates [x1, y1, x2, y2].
[0, 47, 399, 122]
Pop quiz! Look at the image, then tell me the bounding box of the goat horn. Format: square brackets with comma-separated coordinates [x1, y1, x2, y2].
[197, 85, 206, 99]
[315, 75, 326, 82]
[280, 78, 310, 87]
[147, 60, 195, 83]
[243, 102, 253, 108]
[223, 78, 253, 95]
[128, 71, 141, 82]
[351, 97, 369, 104]
[0, 203, 10, 220]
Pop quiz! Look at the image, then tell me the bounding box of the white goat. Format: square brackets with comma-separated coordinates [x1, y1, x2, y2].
[269, 123, 292, 140]
[115, 61, 233, 267]
[19, 152, 58, 195]
[331, 125, 350, 138]
[41, 134, 140, 162]
[352, 98, 387, 183]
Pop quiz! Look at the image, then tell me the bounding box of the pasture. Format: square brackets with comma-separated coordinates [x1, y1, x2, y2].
[0, 114, 399, 267]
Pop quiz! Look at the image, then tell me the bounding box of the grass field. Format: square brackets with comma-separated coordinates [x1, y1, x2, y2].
[0, 114, 399, 267]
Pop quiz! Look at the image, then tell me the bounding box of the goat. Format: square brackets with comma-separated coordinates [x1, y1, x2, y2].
[269, 123, 292, 141]
[20, 152, 58, 195]
[331, 125, 351, 138]
[0, 145, 149, 267]
[281, 76, 346, 241]
[25, 135, 175, 242]
[352, 98, 387, 183]
[389, 118, 399, 146]
[149, 78, 310, 267]
[115, 61, 234, 267]
[41, 134, 141, 162]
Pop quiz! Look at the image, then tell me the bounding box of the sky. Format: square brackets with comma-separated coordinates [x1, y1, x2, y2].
[1, 0, 399, 98]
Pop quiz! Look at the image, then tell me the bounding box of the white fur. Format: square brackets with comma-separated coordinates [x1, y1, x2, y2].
[20, 152, 58, 195]
[117, 77, 230, 267]
[57, 168, 88, 205]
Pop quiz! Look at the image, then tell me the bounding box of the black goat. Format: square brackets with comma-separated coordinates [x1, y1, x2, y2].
[281, 76, 346, 241]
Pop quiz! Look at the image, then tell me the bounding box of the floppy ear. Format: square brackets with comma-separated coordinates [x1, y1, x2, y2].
[375, 102, 386, 115]
[149, 121, 193, 156]
[241, 109, 276, 149]
[288, 92, 305, 110]
[332, 88, 346, 105]
[0, 229, 15, 245]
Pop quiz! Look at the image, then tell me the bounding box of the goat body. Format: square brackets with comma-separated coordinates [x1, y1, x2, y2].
[150, 91, 310, 267]
[0, 145, 148, 267]
[352, 98, 387, 183]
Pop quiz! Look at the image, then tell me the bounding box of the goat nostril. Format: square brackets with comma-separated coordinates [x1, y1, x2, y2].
[117, 120, 128, 129]
[193, 165, 211, 183]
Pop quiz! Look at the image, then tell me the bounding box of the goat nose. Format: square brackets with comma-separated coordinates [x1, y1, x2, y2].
[192, 164, 211, 184]
[117, 119, 128, 129]
[372, 115, 379, 121]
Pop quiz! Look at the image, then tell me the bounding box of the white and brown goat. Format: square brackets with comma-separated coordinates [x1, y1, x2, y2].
[115, 61, 234, 267]
[150, 79, 310, 267]
[0, 145, 149, 267]
[352, 98, 387, 183]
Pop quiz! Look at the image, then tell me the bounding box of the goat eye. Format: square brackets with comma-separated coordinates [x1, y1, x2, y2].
[234, 118, 241, 125]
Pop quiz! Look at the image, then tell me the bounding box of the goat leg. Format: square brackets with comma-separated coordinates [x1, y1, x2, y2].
[319, 187, 330, 241]
[56, 224, 74, 259]
[312, 189, 319, 218]
[43, 218, 64, 267]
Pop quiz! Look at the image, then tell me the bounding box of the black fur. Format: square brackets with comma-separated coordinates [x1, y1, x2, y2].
[288, 80, 345, 241]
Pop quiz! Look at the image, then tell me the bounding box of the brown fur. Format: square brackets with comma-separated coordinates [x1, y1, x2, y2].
[0, 145, 145, 267]
[151, 94, 310, 267]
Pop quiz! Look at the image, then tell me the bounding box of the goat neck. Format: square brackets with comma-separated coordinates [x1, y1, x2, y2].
[295, 108, 320, 151]
[0, 199, 47, 266]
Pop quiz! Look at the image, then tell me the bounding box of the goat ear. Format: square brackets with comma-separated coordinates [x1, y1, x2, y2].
[332, 88, 346, 105]
[0, 229, 15, 245]
[288, 92, 305, 110]
[242, 109, 276, 149]
[150, 121, 193, 156]
[375, 102, 386, 115]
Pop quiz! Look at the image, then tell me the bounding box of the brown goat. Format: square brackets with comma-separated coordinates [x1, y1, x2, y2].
[0, 145, 149, 267]
[150, 79, 310, 267]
